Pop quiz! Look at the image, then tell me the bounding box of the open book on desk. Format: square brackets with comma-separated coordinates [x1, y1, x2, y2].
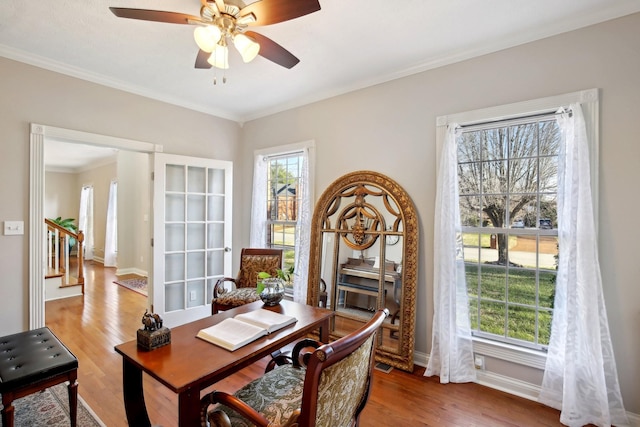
[196, 309, 297, 351]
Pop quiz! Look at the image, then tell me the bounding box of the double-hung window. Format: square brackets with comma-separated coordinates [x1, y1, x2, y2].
[251, 141, 315, 299]
[436, 89, 599, 362]
[265, 152, 302, 275]
[458, 116, 559, 350]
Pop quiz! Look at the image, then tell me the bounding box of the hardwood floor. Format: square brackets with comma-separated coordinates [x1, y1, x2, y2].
[45, 260, 566, 426]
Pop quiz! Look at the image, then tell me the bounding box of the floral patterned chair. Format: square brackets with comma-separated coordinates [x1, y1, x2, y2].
[211, 248, 283, 314]
[200, 309, 389, 427]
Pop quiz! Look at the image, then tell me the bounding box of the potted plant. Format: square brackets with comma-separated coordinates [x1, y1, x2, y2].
[256, 267, 294, 306]
[48, 217, 78, 250]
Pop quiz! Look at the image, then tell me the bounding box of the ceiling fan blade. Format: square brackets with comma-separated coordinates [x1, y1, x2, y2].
[195, 49, 212, 69]
[245, 31, 299, 69]
[109, 7, 201, 24]
[239, 0, 320, 26]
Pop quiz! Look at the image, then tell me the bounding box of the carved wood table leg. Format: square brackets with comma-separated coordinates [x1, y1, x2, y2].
[122, 358, 152, 427]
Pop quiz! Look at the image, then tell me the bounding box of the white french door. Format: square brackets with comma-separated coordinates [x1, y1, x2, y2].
[153, 153, 233, 326]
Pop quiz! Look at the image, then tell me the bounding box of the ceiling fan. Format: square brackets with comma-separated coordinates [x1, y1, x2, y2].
[110, 0, 321, 72]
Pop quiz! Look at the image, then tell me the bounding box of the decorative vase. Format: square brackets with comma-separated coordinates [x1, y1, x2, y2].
[259, 278, 285, 306]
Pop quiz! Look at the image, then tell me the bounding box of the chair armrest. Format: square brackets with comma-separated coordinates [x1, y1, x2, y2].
[292, 338, 322, 367]
[201, 390, 271, 427]
[265, 338, 323, 373]
[213, 277, 237, 298]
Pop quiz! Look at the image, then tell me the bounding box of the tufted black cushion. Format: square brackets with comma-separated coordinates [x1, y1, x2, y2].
[0, 327, 78, 393]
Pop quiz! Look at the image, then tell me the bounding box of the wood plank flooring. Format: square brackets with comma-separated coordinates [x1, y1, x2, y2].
[45, 260, 566, 426]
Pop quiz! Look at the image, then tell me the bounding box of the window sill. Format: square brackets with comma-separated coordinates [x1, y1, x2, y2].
[472, 337, 547, 370]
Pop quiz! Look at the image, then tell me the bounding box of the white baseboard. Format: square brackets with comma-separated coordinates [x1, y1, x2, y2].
[413, 351, 639, 425]
[115, 267, 148, 277]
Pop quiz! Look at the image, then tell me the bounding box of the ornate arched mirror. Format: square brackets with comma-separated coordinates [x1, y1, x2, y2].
[307, 171, 418, 371]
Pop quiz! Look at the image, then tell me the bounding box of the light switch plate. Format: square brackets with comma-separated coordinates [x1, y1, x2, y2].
[4, 221, 24, 235]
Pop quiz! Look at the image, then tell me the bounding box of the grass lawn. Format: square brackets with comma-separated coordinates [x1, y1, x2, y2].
[466, 263, 555, 346]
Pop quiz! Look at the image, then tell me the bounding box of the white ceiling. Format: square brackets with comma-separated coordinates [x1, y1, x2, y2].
[45, 139, 119, 172]
[2, 0, 639, 124]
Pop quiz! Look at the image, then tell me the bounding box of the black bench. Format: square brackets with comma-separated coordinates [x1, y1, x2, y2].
[0, 327, 78, 427]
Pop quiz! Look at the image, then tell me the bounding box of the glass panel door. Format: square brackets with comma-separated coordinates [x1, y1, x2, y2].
[153, 154, 233, 326]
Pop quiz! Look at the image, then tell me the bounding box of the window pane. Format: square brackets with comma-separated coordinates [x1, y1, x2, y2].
[458, 133, 481, 163]
[481, 195, 507, 227]
[459, 116, 559, 350]
[508, 123, 537, 159]
[458, 163, 480, 195]
[539, 194, 557, 229]
[509, 158, 538, 194]
[507, 267, 537, 305]
[187, 166, 206, 193]
[538, 310, 553, 345]
[507, 305, 537, 341]
[265, 152, 302, 269]
[480, 264, 506, 301]
[481, 128, 508, 161]
[462, 232, 481, 263]
[479, 300, 506, 335]
[538, 120, 561, 156]
[482, 161, 508, 194]
[510, 196, 537, 228]
[460, 196, 481, 227]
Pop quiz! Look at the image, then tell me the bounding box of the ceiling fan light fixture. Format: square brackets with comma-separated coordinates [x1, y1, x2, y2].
[194, 25, 222, 53]
[235, 12, 257, 26]
[233, 33, 260, 63]
[207, 43, 229, 69]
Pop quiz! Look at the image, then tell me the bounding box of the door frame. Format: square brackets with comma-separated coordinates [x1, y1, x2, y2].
[29, 123, 162, 328]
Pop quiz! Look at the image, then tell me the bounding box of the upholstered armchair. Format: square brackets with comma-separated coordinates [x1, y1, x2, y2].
[200, 308, 389, 427]
[212, 248, 283, 314]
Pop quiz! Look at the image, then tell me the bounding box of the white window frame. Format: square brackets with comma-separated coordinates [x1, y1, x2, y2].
[252, 140, 316, 296]
[436, 89, 599, 368]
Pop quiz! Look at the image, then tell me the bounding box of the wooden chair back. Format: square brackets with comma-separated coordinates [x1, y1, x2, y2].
[235, 248, 283, 289]
[297, 308, 388, 427]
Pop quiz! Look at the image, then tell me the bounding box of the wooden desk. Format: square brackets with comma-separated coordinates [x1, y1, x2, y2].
[114, 300, 333, 427]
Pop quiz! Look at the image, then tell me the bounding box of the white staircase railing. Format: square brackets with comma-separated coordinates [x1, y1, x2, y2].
[45, 218, 85, 292]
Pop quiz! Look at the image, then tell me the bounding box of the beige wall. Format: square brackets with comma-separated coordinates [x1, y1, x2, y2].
[0, 11, 638, 416]
[117, 150, 151, 275]
[44, 171, 78, 221]
[76, 162, 117, 261]
[240, 13, 640, 414]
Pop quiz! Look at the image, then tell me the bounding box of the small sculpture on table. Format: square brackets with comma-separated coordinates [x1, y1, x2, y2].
[137, 310, 171, 350]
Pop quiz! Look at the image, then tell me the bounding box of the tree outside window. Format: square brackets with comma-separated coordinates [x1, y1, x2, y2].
[458, 118, 560, 349]
[266, 153, 302, 288]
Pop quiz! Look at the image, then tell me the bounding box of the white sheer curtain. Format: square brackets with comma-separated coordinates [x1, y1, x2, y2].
[104, 180, 118, 267]
[249, 150, 311, 303]
[78, 186, 94, 260]
[425, 124, 477, 383]
[538, 104, 628, 427]
[250, 154, 268, 248]
[292, 147, 311, 303]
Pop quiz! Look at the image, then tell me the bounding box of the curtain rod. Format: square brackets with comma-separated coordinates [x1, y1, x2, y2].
[458, 108, 572, 131]
[263, 150, 304, 161]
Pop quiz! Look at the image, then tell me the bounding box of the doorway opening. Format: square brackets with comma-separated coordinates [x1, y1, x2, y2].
[30, 123, 159, 329]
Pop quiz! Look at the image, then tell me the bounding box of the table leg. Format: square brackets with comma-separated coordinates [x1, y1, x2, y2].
[178, 388, 202, 427]
[319, 317, 330, 343]
[122, 358, 152, 427]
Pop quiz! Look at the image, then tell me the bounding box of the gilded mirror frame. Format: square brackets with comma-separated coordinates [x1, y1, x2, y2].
[307, 171, 417, 371]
